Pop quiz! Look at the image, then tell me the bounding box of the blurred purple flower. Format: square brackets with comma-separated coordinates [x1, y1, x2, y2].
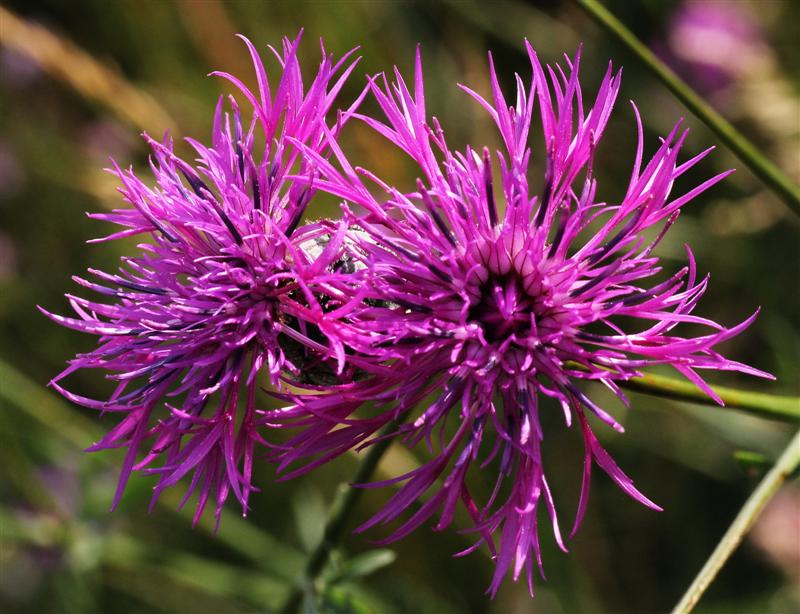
[42, 34, 361, 524]
[0, 140, 25, 201]
[751, 488, 800, 581]
[81, 119, 137, 163]
[0, 48, 41, 89]
[667, 1, 765, 93]
[0, 232, 17, 282]
[271, 42, 772, 595]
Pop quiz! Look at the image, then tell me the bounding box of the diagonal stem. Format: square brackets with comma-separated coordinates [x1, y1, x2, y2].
[671, 428, 800, 614]
[278, 419, 402, 613]
[575, 0, 800, 215]
[617, 372, 800, 422]
[565, 361, 800, 422]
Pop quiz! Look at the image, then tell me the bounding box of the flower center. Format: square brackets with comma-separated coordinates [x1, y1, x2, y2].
[468, 273, 536, 344]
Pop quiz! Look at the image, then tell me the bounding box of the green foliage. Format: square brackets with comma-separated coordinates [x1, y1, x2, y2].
[324, 550, 397, 586]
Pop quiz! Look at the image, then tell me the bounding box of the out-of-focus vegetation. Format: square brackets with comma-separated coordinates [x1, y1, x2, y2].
[1, 1, 798, 613]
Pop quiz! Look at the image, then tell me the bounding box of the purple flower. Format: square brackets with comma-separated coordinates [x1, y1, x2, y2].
[271, 43, 772, 595]
[42, 34, 361, 524]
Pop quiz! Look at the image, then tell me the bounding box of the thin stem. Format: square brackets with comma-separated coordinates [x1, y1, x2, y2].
[671, 428, 800, 614]
[575, 0, 800, 216]
[279, 419, 401, 613]
[565, 362, 800, 422]
[618, 372, 800, 422]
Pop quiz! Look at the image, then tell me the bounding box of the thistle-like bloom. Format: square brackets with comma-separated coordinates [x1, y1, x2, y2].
[272, 43, 772, 594]
[42, 34, 361, 523]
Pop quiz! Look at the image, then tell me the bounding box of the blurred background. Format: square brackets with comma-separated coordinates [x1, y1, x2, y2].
[1, 1, 798, 612]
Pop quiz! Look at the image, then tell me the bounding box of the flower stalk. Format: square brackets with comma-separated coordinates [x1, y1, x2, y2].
[279, 419, 402, 614]
[612, 371, 800, 422]
[671, 428, 800, 614]
[575, 0, 800, 215]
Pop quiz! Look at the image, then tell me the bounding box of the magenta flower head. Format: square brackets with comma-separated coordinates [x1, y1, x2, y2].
[272, 42, 772, 595]
[41, 33, 361, 524]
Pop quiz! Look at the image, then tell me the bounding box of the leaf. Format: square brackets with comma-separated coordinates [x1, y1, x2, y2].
[293, 486, 327, 552]
[319, 586, 374, 614]
[326, 549, 397, 585]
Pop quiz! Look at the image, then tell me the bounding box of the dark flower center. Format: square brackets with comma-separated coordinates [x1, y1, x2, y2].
[468, 273, 536, 344]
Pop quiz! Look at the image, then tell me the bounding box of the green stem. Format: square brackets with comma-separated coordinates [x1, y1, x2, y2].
[618, 372, 800, 422]
[278, 419, 402, 614]
[575, 0, 800, 215]
[564, 361, 800, 422]
[671, 428, 800, 614]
